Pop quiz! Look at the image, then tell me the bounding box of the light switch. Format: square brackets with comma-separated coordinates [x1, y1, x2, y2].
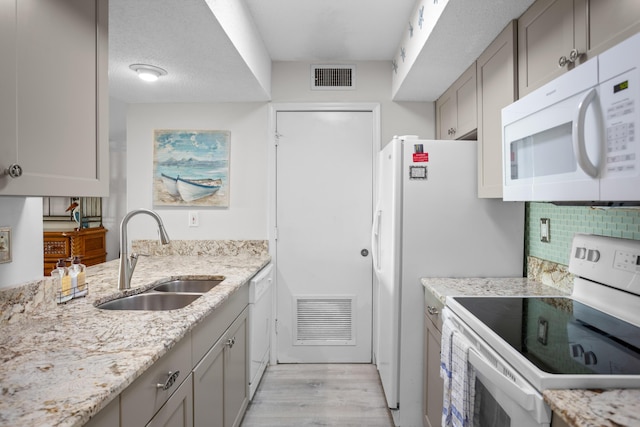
[188, 211, 199, 227]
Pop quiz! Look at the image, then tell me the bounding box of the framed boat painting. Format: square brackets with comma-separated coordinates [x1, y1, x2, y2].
[153, 129, 230, 207]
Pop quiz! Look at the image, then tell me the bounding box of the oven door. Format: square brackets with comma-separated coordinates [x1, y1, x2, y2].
[445, 308, 551, 427]
[468, 347, 551, 427]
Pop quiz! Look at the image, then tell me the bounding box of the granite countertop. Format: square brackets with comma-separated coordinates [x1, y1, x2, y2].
[422, 277, 640, 427]
[0, 243, 270, 427]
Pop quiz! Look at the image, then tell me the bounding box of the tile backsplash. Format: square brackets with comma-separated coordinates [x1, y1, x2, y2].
[526, 202, 640, 266]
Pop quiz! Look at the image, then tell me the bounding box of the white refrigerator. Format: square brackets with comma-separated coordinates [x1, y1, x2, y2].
[371, 136, 524, 427]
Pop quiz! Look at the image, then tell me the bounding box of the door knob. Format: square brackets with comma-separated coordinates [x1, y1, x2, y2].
[361, 249, 369, 257]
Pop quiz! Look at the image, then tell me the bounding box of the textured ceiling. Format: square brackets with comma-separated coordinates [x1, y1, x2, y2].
[244, 0, 416, 61]
[108, 0, 415, 103]
[108, 0, 534, 104]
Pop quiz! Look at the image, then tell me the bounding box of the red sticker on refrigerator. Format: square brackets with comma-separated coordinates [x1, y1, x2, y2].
[413, 152, 429, 162]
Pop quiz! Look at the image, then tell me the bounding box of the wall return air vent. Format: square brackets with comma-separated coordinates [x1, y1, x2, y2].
[311, 65, 356, 90]
[294, 296, 356, 345]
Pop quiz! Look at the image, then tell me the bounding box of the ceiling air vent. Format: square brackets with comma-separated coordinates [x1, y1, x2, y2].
[311, 65, 356, 90]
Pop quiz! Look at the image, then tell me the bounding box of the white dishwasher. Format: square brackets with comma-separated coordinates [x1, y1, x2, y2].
[248, 263, 273, 400]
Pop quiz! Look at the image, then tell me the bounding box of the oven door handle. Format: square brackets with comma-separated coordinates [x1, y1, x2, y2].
[468, 348, 537, 412]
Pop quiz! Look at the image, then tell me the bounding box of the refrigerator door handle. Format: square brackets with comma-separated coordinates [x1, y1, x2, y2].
[371, 209, 381, 273]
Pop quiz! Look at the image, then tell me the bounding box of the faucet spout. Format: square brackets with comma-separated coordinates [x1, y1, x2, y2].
[118, 209, 171, 290]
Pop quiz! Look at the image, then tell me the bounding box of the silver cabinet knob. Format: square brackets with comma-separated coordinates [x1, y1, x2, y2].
[559, 49, 583, 68]
[3, 164, 23, 178]
[156, 371, 180, 391]
[568, 48, 582, 63]
[558, 55, 568, 68]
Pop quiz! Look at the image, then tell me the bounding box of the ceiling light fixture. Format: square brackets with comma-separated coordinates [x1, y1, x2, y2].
[129, 64, 167, 82]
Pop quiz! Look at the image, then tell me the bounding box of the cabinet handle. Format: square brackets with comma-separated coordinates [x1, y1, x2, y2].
[427, 306, 439, 315]
[568, 48, 582, 63]
[2, 164, 23, 178]
[558, 55, 568, 68]
[227, 337, 236, 348]
[156, 370, 180, 391]
[558, 49, 583, 68]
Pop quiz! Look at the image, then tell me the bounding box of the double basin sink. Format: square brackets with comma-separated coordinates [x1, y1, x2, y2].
[97, 277, 225, 311]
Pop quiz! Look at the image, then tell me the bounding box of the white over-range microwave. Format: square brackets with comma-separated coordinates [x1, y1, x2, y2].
[502, 32, 640, 203]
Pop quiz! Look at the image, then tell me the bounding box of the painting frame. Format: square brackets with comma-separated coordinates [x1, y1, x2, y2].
[153, 129, 230, 207]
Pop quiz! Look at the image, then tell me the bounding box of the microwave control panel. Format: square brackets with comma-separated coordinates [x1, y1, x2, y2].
[602, 68, 638, 176]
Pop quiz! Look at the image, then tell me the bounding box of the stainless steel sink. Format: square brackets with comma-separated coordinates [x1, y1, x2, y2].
[97, 293, 201, 311]
[151, 277, 225, 293]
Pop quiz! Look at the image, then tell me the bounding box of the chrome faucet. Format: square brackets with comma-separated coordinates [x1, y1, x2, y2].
[118, 209, 170, 290]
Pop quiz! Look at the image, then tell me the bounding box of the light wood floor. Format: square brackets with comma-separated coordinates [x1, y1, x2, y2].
[240, 364, 395, 427]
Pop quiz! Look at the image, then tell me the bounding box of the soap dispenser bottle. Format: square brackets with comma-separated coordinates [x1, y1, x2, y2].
[51, 259, 72, 303]
[70, 256, 87, 297]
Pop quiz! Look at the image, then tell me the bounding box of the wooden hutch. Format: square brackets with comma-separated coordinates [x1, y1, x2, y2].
[43, 197, 108, 276]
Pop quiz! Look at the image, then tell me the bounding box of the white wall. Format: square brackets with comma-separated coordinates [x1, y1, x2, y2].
[122, 61, 433, 244]
[0, 62, 433, 288]
[0, 197, 43, 287]
[125, 103, 269, 242]
[271, 61, 435, 145]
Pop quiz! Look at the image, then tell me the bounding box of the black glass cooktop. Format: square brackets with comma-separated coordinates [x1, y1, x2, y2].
[453, 296, 640, 375]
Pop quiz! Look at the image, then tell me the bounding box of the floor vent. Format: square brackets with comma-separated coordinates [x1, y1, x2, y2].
[294, 296, 356, 345]
[311, 65, 356, 90]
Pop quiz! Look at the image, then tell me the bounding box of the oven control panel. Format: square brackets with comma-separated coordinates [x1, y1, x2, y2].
[570, 234, 640, 294]
[614, 249, 640, 273]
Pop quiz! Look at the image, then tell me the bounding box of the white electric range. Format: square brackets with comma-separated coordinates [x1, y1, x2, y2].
[443, 233, 640, 426]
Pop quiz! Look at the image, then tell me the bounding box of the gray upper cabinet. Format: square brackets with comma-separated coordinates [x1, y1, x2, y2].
[436, 62, 477, 140]
[518, 0, 640, 98]
[588, 0, 640, 56]
[518, 0, 588, 98]
[477, 21, 517, 199]
[0, 0, 109, 197]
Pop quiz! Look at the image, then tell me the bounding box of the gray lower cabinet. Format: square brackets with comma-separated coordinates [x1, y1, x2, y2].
[193, 307, 249, 427]
[551, 411, 571, 427]
[423, 289, 444, 427]
[121, 336, 193, 427]
[86, 284, 250, 427]
[147, 377, 193, 427]
[84, 397, 119, 427]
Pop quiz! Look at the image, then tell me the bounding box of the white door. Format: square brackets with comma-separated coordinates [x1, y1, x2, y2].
[275, 110, 374, 363]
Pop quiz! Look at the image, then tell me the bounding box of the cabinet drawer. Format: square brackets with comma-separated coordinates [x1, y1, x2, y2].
[146, 374, 193, 427]
[424, 288, 444, 332]
[192, 284, 249, 366]
[121, 336, 192, 427]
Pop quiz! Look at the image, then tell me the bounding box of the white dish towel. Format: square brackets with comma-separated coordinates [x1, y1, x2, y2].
[440, 309, 455, 427]
[441, 308, 476, 427]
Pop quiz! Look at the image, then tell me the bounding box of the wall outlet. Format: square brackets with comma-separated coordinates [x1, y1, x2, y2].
[188, 211, 199, 227]
[540, 218, 550, 243]
[537, 317, 548, 345]
[0, 226, 11, 263]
